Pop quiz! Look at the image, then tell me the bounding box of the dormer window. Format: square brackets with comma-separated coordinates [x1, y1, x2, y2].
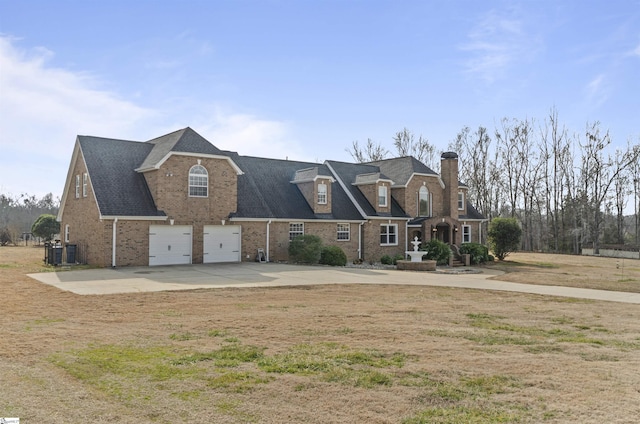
[458, 191, 465, 210]
[318, 183, 327, 204]
[378, 185, 388, 207]
[189, 165, 208, 197]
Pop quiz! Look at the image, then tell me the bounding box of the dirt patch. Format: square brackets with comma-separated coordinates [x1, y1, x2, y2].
[1, 246, 640, 423]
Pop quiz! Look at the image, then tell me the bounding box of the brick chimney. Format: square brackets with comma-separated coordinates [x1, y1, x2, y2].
[440, 152, 459, 220]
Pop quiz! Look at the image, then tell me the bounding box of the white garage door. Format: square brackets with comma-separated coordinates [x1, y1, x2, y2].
[149, 225, 192, 266]
[203, 225, 241, 263]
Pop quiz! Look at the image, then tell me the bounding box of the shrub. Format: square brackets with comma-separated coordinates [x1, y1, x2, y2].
[459, 243, 490, 264]
[393, 254, 405, 265]
[420, 239, 451, 265]
[488, 217, 522, 261]
[0, 227, 12, 246]
[32, 214, 60, 242]
[380, 255, 393, 265]
[288, 235, 323, 264]
[319, 245, 347, 266]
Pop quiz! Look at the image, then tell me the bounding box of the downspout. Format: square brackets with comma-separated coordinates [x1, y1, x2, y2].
[266, 220, 271, 262]
[405, 220, 408, 255]
[112, 218, 118, 267]
[358, 222, 364, 261]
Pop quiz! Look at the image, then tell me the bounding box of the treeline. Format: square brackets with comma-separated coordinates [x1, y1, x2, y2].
[349, 108, 640, 254]
[0, 193, 60, 245]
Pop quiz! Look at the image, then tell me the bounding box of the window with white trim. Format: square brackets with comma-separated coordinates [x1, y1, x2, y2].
[318, 183, 327, 204]
[337, 223, 350, 241]
[380, 224, 398, 246]
[462, 225, 471, 243]
[189, 165, 208, 197]
[75, 175, 80, 198]
[82, 173, 88, 197]
[458, 191, 465, 210]
[64, 224, 70, 243]
[418, 186, 430, 216]
[378, 185, 388, 207]
[289, 222, 304, 241]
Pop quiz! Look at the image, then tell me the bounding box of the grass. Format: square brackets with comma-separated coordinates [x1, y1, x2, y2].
[403, 405, 524, 424]
[401, 373, 526, 423]
[49, 338, 410, 407]
[24, 316, 65, 331]
[421, 313, 640, 353]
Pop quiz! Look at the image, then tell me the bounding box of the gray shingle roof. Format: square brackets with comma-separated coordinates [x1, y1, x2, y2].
[325, 161, 409, 218]
[229, 154, 362, 220]
[78, 136, 165, 217]
[368, 156, 437, 186]
[459, 202, 485, 220]
[138, 127, 224, 170]
[74, 127, 482, 222]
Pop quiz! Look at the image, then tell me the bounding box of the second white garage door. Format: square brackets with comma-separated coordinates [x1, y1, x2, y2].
[203, 225, 241, 263]
[149, 225, 192, 266]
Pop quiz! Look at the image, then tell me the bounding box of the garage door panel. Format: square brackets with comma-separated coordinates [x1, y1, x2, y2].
[203, 225, 241, 263]
[149, 225, 192, 266]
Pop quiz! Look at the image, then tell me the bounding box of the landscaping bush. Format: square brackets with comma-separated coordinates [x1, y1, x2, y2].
[319, 245, 347, 266]
[32, 214, 60, 242]
[459, 242, 490, 264]
[288, 235, 323, 264]
[488, 217, 522, 261]
[380, 255, 393, 265]
[393, 253, 405, 265]
[420, 239, 451, 265]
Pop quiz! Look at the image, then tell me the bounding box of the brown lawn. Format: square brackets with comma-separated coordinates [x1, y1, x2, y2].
[488, 251, 640, 293]
[1, 246, 639, 423]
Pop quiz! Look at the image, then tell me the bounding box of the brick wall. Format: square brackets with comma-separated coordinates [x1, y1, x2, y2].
[295, 179, 333, 215]
[361, 220, 407, 263]
[234, 220, 361, 263]
[59, 146, 111, 266]
[146, 155, 238, 224]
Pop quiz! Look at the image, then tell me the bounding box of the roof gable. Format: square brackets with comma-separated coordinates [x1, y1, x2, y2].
[368, 156, 437, 186]
[78, 136, 164, 217]
[137, 127, 227, 171]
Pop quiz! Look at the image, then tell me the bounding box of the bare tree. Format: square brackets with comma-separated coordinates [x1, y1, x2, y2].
[346, 139, 389, 163]
[448, 126, 499, 220]
[578, 123, 640, 253]
[540, 108, 573, 252]
[392, 128, 437, 170]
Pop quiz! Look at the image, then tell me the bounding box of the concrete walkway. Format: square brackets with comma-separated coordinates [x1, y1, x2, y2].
[28, 262, 640, 304]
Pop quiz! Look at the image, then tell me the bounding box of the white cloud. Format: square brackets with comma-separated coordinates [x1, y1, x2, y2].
[0, 36, 306, 198]
[584, 74, 611, 108]
[193, 107, 305, 161]
[0, 37, 156, 154]
[460, 9, 540, 84]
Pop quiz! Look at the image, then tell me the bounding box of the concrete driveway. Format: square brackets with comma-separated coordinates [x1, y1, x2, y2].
[28, 262, 640, 304]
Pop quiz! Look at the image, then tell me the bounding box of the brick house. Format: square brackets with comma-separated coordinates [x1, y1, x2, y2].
[57, 127, 485, 267]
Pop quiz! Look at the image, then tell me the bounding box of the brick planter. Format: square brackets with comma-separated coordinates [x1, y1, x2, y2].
[396, 260, 437, 271]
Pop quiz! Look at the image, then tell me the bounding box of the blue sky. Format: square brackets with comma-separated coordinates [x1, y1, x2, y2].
[1, 0, 639, 200]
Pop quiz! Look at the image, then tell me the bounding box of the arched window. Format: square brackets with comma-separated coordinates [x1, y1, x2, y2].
[418, 186, 430, 216]
[189, 165, 208, 197]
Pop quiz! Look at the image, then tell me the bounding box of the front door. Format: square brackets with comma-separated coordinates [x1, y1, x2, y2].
[436, 223, 450, 243]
